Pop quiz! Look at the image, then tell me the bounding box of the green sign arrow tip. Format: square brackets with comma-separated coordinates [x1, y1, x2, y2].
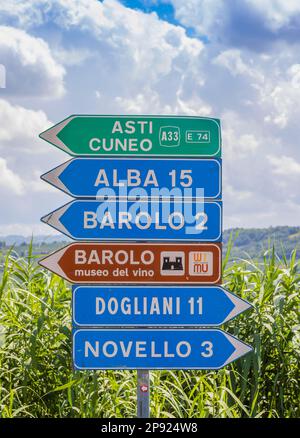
[39, 116, 74, 154]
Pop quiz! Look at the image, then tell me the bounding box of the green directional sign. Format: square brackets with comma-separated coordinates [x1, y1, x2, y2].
[39, 115, 221, 157]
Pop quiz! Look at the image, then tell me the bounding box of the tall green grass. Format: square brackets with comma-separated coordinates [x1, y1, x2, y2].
[0, 241, 299, 418]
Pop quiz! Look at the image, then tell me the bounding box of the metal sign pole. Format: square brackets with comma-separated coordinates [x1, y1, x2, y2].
[137, 370, 150, 418]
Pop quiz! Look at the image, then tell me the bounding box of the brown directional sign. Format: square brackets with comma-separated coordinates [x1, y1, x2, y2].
[39, 243, 221, 284]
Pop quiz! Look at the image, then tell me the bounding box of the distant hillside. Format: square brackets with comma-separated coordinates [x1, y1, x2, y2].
[0, 234, 69, 246]
[223, 226, 300, 260]
[0, 226, 299, 260]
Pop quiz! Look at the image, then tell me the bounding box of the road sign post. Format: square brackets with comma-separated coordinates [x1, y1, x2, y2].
[39, 115, 252, 419]
[137, 370, 150, 418]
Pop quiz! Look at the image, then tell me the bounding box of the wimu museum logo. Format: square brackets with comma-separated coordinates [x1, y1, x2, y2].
[0, 64, 6, 88]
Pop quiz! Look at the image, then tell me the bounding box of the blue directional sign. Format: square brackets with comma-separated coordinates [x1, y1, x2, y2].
[72, 286, 252, 327]
[41, 200, 222, 242]
[73, 329, 253, 370]
[41, 158, 221, 199]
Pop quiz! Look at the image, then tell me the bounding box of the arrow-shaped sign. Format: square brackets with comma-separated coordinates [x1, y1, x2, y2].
[72, 285, 252, 327]
[39, 115, 221, 157]
[41, 157, 222, 199]
[39, 242, 222, 284]
[73, 329, 253, 370]
[41, 200, 222, 242]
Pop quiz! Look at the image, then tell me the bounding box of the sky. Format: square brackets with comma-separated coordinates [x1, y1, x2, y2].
[0, 0, 300, 235]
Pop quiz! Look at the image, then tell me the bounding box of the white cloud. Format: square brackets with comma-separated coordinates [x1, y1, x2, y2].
[0, 0, 111, 32]
[0, 222, 58, 236]
[0, 99, 50, 150]
[222, 111, 261, 159]
[0, 99, 66, 207]
[0, 0, 206, 116]
[210, 46, 300, 130]
[0, 0, 299, 232]
[169, 0, 224, 37]
[169, 0, 300, 49]
[54, 47, 93, 66]
[0, 26, 65, 97]
[268, 155, 300, 176]
[261, 63, 300, 129]
[245, 0, 300, 31]
[115, 89, 212, 116]
[0, 157, 24, 195]
[213, 49, 264, 83]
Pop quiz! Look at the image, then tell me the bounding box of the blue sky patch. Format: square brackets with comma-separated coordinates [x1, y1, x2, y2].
[117, 0, 199, 38]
